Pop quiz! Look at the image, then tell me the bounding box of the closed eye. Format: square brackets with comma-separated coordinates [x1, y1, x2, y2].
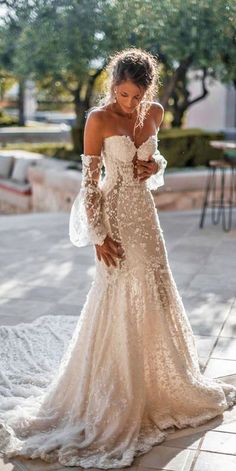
[121, 93, 140, 99]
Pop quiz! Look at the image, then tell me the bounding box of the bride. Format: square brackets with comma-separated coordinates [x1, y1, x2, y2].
[0, 47, 236, 469]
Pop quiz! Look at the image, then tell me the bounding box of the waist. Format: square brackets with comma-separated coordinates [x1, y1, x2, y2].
[101, 177, 147, 190]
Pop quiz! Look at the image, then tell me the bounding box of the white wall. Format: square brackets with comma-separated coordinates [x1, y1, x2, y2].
[185, 71, 229, 131]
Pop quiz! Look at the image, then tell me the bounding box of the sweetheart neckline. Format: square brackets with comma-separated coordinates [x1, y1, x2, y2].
[103, 134, 157, 150]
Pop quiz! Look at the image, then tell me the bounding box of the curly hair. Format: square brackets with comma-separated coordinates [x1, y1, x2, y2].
[96, 47, 161, 134]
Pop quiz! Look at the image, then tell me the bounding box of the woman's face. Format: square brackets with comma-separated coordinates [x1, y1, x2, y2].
[114, 80, 145, 115]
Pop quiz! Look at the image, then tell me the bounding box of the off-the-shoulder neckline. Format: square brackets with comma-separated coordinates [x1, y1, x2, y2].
[103, 133, 158, 150]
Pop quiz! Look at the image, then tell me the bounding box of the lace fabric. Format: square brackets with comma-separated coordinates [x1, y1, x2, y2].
[0, 132, 236, 469]
[69, 135, 167, 248]
[146, 149, 167, 191]
[69, 154, 108, 247]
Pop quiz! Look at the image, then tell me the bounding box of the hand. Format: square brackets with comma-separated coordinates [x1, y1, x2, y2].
[134, 155, 160, 182]
[95, 235, 125, 267]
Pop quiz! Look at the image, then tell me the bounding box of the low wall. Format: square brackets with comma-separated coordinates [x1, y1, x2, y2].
[28, 166, 81, 212]
[153, 169, 233, 211]
[27, 165, 233, 213]
[0, 126, 71, 146]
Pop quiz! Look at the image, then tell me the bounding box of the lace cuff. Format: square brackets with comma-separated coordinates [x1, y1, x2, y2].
[147, 149, 167, 191]
[69, 154, 108, 247]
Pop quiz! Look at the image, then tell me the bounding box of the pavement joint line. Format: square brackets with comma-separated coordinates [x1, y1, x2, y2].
[211, 357, 236, 361]
[210, 429, 236, 434]
[0, 212, 235, 471]
[174, 228, 224, 293]
[201, 296, 236, 373]
[189, 415, 236, 471]
[193, 448, 236, 456]
[11, 458, 27, 471]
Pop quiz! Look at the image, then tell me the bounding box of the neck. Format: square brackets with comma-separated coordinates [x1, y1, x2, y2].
[112, 102, 137, 120]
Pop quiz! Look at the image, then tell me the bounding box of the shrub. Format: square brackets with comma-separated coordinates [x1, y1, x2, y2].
[0, 109, 18, 127]
[158, 128, 224, 168]
[3, 127, 224, 168]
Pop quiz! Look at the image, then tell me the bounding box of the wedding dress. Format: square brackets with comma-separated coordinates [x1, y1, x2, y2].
[0, 130, 236, 469]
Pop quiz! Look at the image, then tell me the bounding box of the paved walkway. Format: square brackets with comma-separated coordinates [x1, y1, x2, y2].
[0, 209, 236, 471]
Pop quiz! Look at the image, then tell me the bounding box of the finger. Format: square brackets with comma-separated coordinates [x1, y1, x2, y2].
[103, 242, 125, 260]
[107, 254, 117, 267]
[137, 168, 151, 176]
[104, 253, 117, 267]
[136, 160, 151, 168]
[116, 245, 125, 258]
[106, 248, 124, 260]
[138, 171, 152, 179]
[107, 241, 123, 257]
[105, 245, 120, 257]
[139, 175, 150, 181]
[95, 246, 100, 260]
[108, 238, 121, 249]
[102, 253, 111, 267]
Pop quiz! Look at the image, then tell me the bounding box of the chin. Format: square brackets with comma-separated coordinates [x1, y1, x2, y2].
[124, 107, 134, 113]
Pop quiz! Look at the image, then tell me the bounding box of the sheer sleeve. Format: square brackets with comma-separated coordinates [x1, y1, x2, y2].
[69, 154, 108, 248]
[147, 149, 168, 191]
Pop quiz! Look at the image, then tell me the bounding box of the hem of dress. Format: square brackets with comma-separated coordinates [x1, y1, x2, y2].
[1, 386, 236, 469]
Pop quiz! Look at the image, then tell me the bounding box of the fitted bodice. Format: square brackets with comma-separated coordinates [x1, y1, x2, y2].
[69, 132, 167, 248]
[101, 134, 158, 190]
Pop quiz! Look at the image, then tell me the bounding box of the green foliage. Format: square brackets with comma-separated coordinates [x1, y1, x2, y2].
[2, 129, 224, 168]
[0, 0, 235, 145]
[158, 128, 224, 167]
[1, 1, 235, 90]
[1, 141, 79, 160]
[0, 108, 18, 126]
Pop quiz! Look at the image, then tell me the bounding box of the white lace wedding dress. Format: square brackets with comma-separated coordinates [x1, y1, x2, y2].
[0, 131, 236, 469]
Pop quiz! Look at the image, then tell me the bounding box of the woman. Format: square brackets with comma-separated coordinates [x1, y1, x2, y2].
[0, 47, 236, 470]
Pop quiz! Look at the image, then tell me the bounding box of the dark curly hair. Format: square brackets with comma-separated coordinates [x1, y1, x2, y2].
[97, 47, 161, 132]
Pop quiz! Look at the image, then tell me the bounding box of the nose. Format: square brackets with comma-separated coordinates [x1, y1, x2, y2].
[127, 98, 135, 108]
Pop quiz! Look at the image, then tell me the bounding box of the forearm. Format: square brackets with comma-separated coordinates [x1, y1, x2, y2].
[69, 154, 108, 248]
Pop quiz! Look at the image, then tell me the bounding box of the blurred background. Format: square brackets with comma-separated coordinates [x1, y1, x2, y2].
[0, 0, 235, 215]
[0, 7, 236, 470]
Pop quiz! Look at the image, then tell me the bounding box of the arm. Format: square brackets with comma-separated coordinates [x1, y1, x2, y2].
[69, 110, 108, 247]
[146, 149, 167, 190]
[136, 102, 167, 189]
[148, 102, 167, 190]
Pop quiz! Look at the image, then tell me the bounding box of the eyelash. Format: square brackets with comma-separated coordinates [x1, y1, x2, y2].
[121, 94, 140, 99]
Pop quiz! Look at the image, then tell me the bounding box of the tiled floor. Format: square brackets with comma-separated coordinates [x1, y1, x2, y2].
[0, 209, 236, 471]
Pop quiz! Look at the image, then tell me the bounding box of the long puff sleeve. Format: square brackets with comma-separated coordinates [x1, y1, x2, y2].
[147, 149, 167, 191]
[69, 154, 108, 248]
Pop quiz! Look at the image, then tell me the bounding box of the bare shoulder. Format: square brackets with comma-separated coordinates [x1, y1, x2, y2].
[148, 101, 164, 128]
[85, 107, 106, 130]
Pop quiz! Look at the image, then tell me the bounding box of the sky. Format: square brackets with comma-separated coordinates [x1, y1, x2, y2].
[0, 5, 7, 24]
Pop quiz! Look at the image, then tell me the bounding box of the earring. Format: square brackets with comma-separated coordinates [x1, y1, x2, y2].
[113, 89, 117, 103]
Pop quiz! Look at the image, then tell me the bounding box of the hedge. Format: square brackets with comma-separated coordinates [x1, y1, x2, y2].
[0, 109, 18, 127]
[2, 127, 224, 168]
[158, 128, 224, 168]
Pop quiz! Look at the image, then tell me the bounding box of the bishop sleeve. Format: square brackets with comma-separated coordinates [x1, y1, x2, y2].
[69, 154, 108, 248]
[147, 149, 167, 191]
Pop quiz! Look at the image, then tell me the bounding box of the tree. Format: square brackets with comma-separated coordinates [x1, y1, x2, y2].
[0, 0, 106, 141]
[100, 0, 236, 126]
[0, 0, 35, 124]
[0, 0, 235, 147]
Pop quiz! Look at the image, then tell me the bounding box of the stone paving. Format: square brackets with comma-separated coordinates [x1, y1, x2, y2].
[0, 209, 236, 471]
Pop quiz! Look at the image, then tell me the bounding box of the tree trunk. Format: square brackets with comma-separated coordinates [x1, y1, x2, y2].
[72, 88, 88, 156]
[71, 69, 103, 155]
[18, 78, 25, 126]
